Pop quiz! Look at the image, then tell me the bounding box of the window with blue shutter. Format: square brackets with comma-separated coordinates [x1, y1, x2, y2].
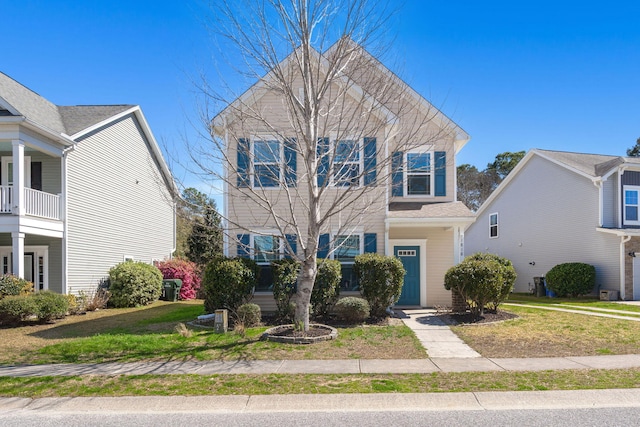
[236, 139, 250, 188]
[317, 137, 330, 187]
[392, 151, 403, 196]
[434, 151, 446, 197]
[237, 234, 250, 258]
[363, 137, 376, 185]
[284, 138, 297, 187]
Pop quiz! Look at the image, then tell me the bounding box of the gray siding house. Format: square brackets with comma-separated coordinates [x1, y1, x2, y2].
[465, 149, 640, 300]
[0, 72, 176, 295]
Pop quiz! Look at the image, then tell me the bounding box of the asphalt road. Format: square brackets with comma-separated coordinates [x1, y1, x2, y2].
[1, 407, 640, 427]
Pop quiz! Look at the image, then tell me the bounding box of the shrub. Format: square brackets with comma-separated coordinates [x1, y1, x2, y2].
[334, 297, 370, 323]
[545, 262, 596, 297]
[0, 295, 37, 325]
[355, 253, 405, 318]
[312, 259, 341, 319]
[271, 258, 299, 320]
[236, 303, 262, 327]
[444, 252, 517, 315]
[79, 287, 111, 312]
[465, 253, 516, 311]
[202, 257, 255, 313]
[65, 293, 81, 315]
[0, 275, 33, 300]
[108, 261, 163, 308]
[156, 258, 202, 300]
[32, 291, 69, 323]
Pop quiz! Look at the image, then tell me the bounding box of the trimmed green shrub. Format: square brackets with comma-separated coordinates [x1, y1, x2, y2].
[108, 261, 163, 308]
[444, 252, 517, 315]
[202, 257, 255, 313]
[271, 259, 300, 320]
[312, 259, 341, 319]
[32, 291, 69, 323]
[0, 295, 37, 325]
[0, 275, 33, 300]
[545, 262, 596, 297]
[236, 303, 262, 327]
[334, 296, 370, 323]
[355, 253, 405, 318]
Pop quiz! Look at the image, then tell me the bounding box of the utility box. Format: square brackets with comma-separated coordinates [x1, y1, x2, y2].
[600, 290, 619, 301]
[214, 309, 228, 333]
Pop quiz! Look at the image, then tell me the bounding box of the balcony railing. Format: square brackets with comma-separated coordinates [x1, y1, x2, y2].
[0, 186, 61, 221]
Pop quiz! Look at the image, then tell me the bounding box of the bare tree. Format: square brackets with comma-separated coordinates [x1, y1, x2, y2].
[190, 0, 465, 331]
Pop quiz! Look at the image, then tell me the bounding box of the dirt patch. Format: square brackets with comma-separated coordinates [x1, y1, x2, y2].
[444, 310, 519, 325]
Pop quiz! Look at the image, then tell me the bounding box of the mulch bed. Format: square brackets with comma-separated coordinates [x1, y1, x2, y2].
[443, 310, 519, 325]
[268, 325, 331, 338]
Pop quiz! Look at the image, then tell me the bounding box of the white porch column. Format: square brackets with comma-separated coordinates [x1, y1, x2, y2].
[11, 232, 25, 279]
[11, 140, 25, 216]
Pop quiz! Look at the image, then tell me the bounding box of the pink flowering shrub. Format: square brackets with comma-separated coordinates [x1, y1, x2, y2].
[156, 259, 201, 300]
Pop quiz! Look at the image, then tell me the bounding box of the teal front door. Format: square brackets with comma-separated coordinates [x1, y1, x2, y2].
[395, 246, 420, 306]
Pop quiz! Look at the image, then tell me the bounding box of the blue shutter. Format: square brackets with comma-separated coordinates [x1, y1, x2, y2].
[317, 137, 330, 187]
[285, 234, 297, 259]
[284, 138, 297, 187]
[364, 233, 377, 253]
[435, 151, 446, 197]
[236, 138, 250, 188]
[237, 234, 250, 258]
[392, 151, 403, 197]
[364, 137, 376, 185]
[317, 233, 330, 258]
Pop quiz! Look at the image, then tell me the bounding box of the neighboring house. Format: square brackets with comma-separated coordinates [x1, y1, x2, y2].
[214, 42, 475, 311]
[0, 72, 176, 295]
[465, 148, 640, 300]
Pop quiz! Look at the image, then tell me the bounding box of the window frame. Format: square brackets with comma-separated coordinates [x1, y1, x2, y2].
[624, 185, 640, 226]
[251, 234, 284, 264]
[331, 137, 363, 188]
[330, 233, 363, 292]
[251, 136, 283, 189]
[404, 150, 433, 197]
[489, 212, 499, 238]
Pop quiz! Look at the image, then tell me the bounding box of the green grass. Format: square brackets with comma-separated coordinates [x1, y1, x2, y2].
[135, 304, 205, 325]
[1, 369, 639, 397]
[508, 294, 640, 313]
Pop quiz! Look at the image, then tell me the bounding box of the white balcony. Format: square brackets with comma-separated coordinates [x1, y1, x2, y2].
[0, 186, 61, 221]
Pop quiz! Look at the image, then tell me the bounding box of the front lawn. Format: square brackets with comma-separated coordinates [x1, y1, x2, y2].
[0, 300, 425, 365]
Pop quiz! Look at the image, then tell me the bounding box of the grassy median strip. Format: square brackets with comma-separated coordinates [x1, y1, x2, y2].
[1, 369, 639, 397]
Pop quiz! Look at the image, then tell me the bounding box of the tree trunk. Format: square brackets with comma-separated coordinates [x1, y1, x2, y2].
[295, 257, 317, 331]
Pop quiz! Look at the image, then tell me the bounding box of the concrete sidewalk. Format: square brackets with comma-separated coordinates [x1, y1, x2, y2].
[1, 353, 639, 376]
[2, 389, 640, 413]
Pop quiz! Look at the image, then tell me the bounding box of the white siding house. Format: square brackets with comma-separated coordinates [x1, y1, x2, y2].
[0, 72, 176, 295]
[465, 149, 640, 300]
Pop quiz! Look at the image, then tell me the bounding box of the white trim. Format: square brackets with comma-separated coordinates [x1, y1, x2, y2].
[0, 245, 49, 291]
[123, 255, 134, 262]
[489, 212, 499, 238]
[404, 150, 434, 197]
[330, 137, 364, 188]
[1, 156, 31, 188]
[389, 238, 427, 307]
[622, 185, 640, 226]
[250, 136, 284, 189]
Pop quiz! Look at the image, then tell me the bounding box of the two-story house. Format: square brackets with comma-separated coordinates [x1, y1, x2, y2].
[465, 148, 640, 300]
[214, 42, 474, 311]
[0, 72, 176, 295]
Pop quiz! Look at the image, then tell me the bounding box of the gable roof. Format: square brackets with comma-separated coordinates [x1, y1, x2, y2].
[0, 72, 177, 196]
[212, 39, 470, 148]
[474, 148, 638, 218]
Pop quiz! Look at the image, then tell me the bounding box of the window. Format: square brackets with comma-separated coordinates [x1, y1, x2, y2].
[333, 139, 361, 187]
[624, 186, 640, 225]
[490, 213, 499, 238]
[253, 139, 281, 187]
[253, 235, 281, 263]
[1, 156, 32, 187]
[405, 151, 432, 196]
[333, 234, 362, 291]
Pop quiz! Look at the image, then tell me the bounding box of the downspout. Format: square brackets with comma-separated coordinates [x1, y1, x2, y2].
[223, 119, 230, 257]
[384, 123, 390, 256]
[61, 143, 76, 295]
[620, 235, 631, 300]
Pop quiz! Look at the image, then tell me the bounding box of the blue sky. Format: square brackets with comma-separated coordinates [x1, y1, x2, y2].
[3, 0, 640, 198]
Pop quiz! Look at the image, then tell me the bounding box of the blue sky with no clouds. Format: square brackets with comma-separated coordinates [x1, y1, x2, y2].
[2, 0, 640, 199]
